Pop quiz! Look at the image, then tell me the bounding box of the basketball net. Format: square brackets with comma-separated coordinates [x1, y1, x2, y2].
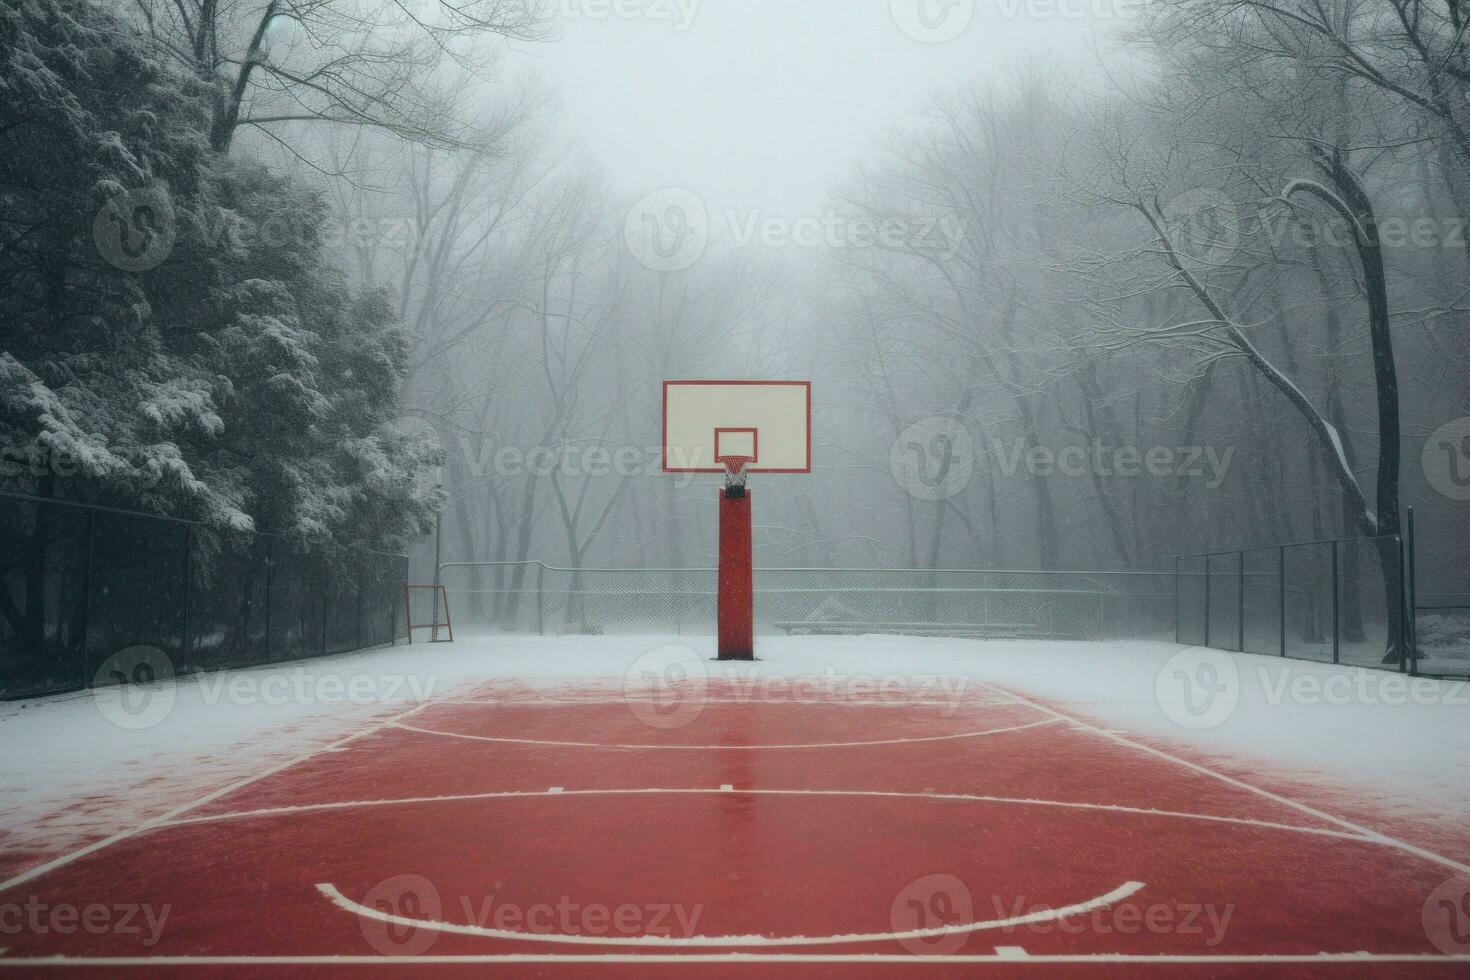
[721, 455, 753, 496]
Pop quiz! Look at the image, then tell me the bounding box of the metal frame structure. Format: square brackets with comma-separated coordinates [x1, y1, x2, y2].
[404, 584, 455, 643]
[1174, 517, 1429, 676]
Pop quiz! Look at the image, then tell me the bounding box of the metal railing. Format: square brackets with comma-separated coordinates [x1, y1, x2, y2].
[1, 492, 409, 699]
[438, 562, 1177, 642]
[1176, 531, 1414, 674]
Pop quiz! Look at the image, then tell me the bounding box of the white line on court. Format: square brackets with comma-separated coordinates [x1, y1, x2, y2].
[434, 698, 1021, 708]
[160, 786, 1381, 846]
[981, 680, 1470, 875]
[389, 716, 1062, 750]
[3, 953, 1469, 966]
[315, 879, 1145, 947]
[0, 700, 436, 897]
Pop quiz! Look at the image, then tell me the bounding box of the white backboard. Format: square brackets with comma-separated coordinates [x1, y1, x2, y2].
[662, 380, 811, 473]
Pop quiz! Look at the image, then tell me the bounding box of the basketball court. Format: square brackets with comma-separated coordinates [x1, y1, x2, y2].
[1, 644, 1467, 976]
[2, 381, 1466, 976]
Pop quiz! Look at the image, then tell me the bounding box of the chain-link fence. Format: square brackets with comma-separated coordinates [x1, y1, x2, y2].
[1, 492, 409, 699]
[1176, 534, 1411, 674]
[439, 563, 1176, 641]
[1408, 515, 1470, 679]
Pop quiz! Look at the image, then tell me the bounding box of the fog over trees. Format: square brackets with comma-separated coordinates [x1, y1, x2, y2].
[3, 0, 1467, 604]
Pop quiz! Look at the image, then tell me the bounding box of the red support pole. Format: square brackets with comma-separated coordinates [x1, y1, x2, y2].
[718, 489, 754, 660]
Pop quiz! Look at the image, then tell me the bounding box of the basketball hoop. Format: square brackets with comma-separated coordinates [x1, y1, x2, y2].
[720, 455, 753, 497]
[662, 380, 812, 660]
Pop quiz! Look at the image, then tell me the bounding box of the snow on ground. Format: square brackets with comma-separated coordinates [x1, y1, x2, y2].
[3, 633, 1468, 880]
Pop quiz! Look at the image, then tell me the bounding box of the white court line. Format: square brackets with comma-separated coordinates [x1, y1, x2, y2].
[435, 698, 1020, 708]
[389, 716, 1061, 750]
[0, 700, 435, 897]
[161, 786, 1381, 846]
[981, 681, 1470, 875]
[3, 953, 1470, 966]
[315, 879, 1145, 947]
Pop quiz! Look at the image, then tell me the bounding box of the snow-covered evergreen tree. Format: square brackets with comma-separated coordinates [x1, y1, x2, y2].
[0, 0, 440, 550]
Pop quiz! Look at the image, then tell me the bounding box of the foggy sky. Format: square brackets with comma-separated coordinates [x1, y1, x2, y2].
[515, 0, 1126, 217]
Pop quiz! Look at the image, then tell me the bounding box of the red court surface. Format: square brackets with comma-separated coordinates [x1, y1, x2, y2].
[2, 677, 1468, 977]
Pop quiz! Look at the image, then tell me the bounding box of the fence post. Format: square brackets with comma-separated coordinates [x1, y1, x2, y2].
[181, 524, 193, 669]
[536, 562, 546, 636]
[357, 559, 366, 651]
[1331, 540, 1340, 665]
[1406, 507, 1419, 677]
[1278, 546, 1286, 658]
[1204, 555, 1212, 648]
[1237, 551, 1245, 653]
[1396, 532, 1408, 673]
[1173, 556, 1180, 644]
[80, 509, 96, 685]
[263, 536, 274, 662]
[321, 557, 330, 657]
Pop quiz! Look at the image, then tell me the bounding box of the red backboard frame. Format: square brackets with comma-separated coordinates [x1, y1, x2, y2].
[662, 380, 812, 474]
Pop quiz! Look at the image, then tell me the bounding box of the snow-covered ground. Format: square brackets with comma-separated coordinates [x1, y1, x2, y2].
[3, 634, 1468, 879]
